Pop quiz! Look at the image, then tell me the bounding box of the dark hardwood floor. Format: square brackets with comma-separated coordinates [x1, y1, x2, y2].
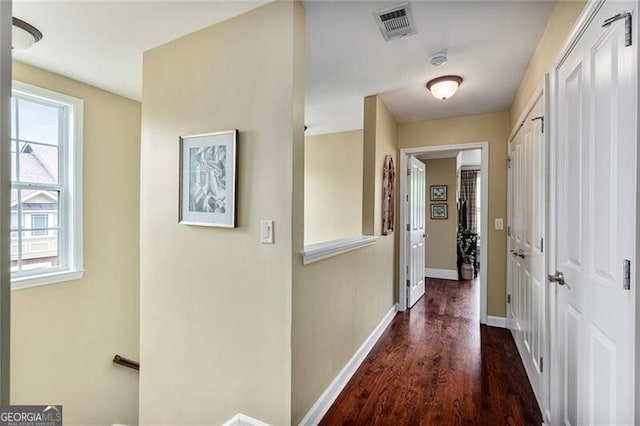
[319, 278, 542, 426]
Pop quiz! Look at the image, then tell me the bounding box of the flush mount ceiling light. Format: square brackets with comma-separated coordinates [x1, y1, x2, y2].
[12, 17, 43, 50]
[426, 75, 463, 100]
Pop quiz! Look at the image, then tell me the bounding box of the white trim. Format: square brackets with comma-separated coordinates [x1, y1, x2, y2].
[509, 79, 546, 143]
[298, 304, 398, 426]
[424, 267, 458, 280]
[399, 142, 489, 325]
[486, 315, 507, 329]
[11, 269, 83, 290]
[400, 153, 408, 311]
[13, 80, 84, 109]
[222, 413, 269, 426]
[551, 0, 605, 71]
[635, 3, 640, 426]
[0, 0, 12, 405]
[301, 236, 378, 265]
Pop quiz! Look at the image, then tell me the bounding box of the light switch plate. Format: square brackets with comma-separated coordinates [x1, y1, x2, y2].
[495, 218, 504, 230]
[261, 220, 274, 244]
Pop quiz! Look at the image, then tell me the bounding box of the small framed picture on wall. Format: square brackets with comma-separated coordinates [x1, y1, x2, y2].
[431, 203, 448, 220]
[179, 129, 238, 227]
[430, 185, 447, 201]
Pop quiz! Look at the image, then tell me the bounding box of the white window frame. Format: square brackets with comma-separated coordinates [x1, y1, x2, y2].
[10, 81, 83, 289]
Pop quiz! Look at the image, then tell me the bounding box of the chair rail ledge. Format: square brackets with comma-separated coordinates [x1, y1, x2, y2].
[301, 236, 378, 265]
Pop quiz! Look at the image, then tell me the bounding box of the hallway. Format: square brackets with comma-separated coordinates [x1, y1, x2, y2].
[320, 278, 542, 425]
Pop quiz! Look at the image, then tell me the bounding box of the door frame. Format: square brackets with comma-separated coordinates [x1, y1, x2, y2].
[398, 141, 489, 324]
[0, 0, 12, 405]
[549, 0, 639, 423]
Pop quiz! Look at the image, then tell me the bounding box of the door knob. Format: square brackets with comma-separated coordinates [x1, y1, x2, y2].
[510, 250, 526, 259]
[548, 271, 566, 286]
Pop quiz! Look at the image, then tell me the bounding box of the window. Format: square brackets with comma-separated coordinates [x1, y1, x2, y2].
[31, 214, 48, 236]
[10, 81, 83, 288]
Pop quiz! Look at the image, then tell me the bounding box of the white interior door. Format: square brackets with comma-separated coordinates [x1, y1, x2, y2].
[507, 84, 548, 416]
[554, 2, 636, 424]
[407, 156, 426, 308]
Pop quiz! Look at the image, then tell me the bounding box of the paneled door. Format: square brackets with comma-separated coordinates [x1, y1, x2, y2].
[554, 2, 636, 424]
[507, 81, 548, 417]
[407, 156, 426, 308]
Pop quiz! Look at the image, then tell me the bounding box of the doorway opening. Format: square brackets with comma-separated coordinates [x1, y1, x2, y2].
[399, 142, 489, 324]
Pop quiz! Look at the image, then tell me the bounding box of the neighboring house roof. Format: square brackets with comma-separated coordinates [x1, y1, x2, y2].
[11, 144, 59, 212]
[21, 202, 57, 210]
[11, 190, 58, 208]
[17, 143, 57, 184]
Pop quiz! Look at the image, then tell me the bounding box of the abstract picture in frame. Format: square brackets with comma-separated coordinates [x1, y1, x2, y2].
[179, 129, 238, 227]
[431, 203, 448, 220]
[430, 185, 447, 201]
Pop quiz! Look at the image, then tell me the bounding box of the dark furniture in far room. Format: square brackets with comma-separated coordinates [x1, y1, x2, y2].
[457, 229, 479, 280]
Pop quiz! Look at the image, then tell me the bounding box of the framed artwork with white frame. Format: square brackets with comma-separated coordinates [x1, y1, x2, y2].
[179, 129, 238, 227]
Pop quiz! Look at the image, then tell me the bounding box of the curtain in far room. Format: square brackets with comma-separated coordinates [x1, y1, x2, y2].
[460, 170, 478, 233]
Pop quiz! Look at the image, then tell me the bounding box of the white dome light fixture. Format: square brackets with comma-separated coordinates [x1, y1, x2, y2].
[426, 75, 463, 100]
[12, 17, 43, 50]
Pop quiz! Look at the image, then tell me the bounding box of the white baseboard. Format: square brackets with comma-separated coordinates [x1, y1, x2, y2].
[298, 304, 398, 426]
[222, 413, 268, 426]
[486, 315, 507, 328]
[424, 267, 458, 281]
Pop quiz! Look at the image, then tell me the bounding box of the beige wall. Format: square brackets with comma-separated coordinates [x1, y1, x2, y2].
[11, 62, 141, 425]
[139, 2, 304, 424]
[305, 130, 363, 244]
[510, 0, 585, 127]
[424, 158, 457, 271]
[362, 96, 398, 236]
[291, 238, 394, 423]
[292, 96, 397, 423]
[398, 112, 510, 317]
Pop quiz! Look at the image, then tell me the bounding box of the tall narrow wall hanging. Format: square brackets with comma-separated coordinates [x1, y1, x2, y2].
[382, 155, 395, 235]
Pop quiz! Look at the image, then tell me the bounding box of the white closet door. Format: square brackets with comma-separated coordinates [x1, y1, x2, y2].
[507, 82, 548, 416]
[554, 2, 636, 424]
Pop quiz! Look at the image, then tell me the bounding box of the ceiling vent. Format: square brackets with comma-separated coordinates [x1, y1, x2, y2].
[374, 2, 417, 41]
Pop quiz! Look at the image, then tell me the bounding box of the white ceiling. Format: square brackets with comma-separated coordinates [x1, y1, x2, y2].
[12, 0, 555, 136]
[305, 0, 555, 135]
[12, 1, 269, 100]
